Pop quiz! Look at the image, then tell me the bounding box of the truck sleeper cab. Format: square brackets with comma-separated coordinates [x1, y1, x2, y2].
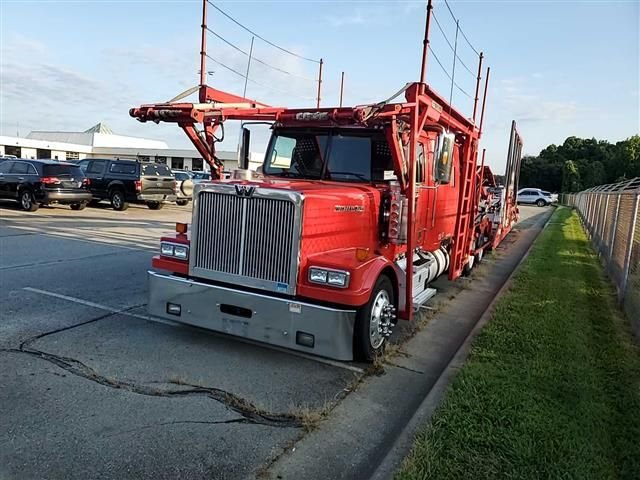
[148, 125, 459, 361]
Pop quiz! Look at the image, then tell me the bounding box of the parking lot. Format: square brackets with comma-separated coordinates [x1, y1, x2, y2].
[0, 201, 551, 479]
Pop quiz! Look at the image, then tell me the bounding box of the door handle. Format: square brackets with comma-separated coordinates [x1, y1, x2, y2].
[18, 177, 24, 181]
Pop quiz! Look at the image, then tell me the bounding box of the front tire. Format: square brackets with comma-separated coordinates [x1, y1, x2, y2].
[176, 199, 189, 206]
[536, 199, 546, 207]
[110, 190, 128, 211]
[354, 275, 395, 362]
[70, 203, 87, 211]
[147, 202, 163, 210]
[19, 190, 39, 212]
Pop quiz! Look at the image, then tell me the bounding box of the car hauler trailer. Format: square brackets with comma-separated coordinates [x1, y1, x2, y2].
[130, 0, 522, 361]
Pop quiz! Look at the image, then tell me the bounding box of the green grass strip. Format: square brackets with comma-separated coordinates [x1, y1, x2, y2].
[396, 207, 640, 480]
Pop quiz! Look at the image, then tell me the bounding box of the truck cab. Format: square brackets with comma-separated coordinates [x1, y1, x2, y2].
[148, 112, 466, 361]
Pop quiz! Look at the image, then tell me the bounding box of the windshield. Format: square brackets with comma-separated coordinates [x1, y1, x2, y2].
[263, 130, 393, 182]
[142, 163, 172, 176]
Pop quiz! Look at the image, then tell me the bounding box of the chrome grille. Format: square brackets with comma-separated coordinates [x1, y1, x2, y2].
[192, 189, 300, 293]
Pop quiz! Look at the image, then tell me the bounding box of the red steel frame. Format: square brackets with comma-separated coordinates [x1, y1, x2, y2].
[129, 0, 491, 322]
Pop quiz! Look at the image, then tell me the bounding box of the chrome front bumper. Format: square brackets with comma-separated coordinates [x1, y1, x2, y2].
[147, 271, 357, 361]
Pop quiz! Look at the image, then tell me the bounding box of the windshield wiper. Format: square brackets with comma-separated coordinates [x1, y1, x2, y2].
[326, 171, 369, 181]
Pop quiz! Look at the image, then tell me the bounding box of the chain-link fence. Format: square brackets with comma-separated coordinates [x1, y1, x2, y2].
[561, 178, 640, 336]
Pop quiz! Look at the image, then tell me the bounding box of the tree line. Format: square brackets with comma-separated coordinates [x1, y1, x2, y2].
[518, 135, 639, 193]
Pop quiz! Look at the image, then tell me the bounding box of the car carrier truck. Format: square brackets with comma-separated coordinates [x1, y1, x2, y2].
[129, 0, 523, 361]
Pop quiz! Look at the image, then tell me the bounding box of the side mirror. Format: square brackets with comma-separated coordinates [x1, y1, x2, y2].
[434, 132, 455, 183]
[239, 127, 251, 170]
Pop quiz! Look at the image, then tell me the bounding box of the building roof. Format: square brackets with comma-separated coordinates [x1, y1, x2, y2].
[84, 123, 113, 134]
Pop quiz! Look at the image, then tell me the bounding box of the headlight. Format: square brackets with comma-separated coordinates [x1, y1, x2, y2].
[309, 268, 328, 283]
[160, 241, 189, 260]
[161, 243, 174, 256]
[308, 267, 349, 288]
[173, 245, 188, 259]
[327, 271, 348, 287]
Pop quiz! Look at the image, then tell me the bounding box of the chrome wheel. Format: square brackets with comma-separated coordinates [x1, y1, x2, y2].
[369, 290, 392, 349]
[21, 191, 32, 210]
[112, 194, 122, 209]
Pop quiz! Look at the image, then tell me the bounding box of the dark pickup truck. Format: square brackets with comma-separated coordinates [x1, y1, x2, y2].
[78, 159, 176, 210]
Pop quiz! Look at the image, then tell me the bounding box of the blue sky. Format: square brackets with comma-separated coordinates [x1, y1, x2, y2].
[1, 0, 638, 172]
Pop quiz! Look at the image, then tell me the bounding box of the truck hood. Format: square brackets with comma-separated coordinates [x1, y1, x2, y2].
[220, 177, 384, 256]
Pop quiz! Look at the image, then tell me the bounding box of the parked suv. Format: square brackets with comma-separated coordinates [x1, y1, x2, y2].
[517, 188, 553, 207]
[78, 159, 176, 211]
[0, 159, 91, 211]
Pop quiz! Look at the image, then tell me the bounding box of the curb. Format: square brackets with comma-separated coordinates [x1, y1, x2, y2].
[369, 209, 556, 480]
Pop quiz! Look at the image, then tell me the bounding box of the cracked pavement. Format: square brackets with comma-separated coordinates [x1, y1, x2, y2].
[0, 200, 550, 480]
[0, 203, 357, 479]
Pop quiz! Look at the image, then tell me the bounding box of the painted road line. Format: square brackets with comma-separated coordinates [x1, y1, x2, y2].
[22, 287, 365, 374]
[22, 287, 177, 326]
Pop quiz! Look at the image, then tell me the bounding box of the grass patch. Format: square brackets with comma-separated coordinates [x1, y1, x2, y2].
[396, 208, 640, 480]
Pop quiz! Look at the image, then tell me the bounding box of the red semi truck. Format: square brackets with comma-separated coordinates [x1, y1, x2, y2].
[129, 1, 522, 361]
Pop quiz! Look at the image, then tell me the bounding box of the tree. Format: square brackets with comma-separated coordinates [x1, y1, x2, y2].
[562, 160, 582, 192]
[517, 135, 639, 192]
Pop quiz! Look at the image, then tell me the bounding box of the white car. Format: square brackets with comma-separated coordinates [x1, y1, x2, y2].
[517, 188, 553, 206]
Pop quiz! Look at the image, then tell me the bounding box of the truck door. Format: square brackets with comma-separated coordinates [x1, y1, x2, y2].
[414, 142, 432, 244]
[86, 160, 107, 198]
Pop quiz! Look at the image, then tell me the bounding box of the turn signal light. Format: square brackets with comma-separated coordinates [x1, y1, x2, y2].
[176, 223, 188, 234]
[356, 248, 370, 261]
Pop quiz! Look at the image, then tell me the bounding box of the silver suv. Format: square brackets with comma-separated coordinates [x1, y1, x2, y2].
[517, 188, 553, 207]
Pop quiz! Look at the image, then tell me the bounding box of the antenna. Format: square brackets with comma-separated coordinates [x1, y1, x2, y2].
[242, 36, 255, 99]
[472, 52, 484, 123]
[339, 71, 345, 107]
[419, 0, 433, 84]
[199, 0, 208, 99]
[447, 20, 459, 120]
[479, 66, 490, 136]
[316, 58, 324, 108]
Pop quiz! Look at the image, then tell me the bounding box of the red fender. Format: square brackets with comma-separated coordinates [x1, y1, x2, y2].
[297, 249, 398, 308]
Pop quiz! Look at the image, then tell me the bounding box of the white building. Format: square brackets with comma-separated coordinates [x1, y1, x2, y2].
[0, 123, 262, 172]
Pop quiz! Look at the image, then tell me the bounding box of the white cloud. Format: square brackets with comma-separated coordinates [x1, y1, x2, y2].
[496, 77, 577, 124]
[324, 9, 368, 28]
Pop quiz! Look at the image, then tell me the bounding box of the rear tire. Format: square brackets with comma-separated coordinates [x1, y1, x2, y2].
[110, 190, 128, 211]
[462, 253, 475, 276]
[19, 189, 39, 212]
[474, 236, 485, 264]
[70, 203, 87, 211]
[536, 199, 546, 207]
[354, 275, 395, 362]
[147, 202, 163, 210]
[176, 199, 189, 206]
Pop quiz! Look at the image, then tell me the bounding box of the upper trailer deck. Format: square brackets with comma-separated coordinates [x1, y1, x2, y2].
[130, 83, 477, 135]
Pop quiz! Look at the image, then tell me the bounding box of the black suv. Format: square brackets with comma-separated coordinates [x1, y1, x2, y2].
[77, 159, 176, 210]
[0, 159, 91, 212]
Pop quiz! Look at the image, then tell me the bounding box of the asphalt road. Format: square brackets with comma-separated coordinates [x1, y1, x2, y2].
[0, 199, 549, 479]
